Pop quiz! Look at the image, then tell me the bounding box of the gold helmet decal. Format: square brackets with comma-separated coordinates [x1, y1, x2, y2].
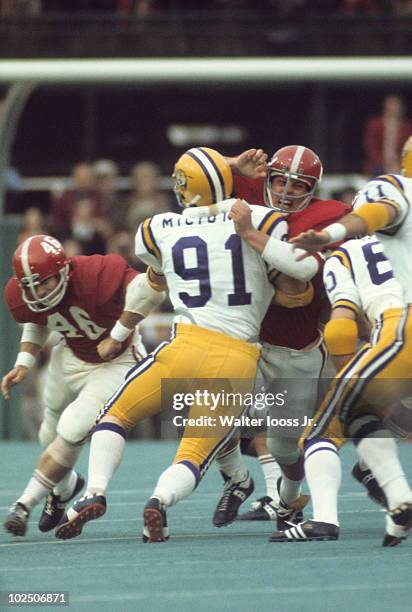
[401, 135, 412, 178]
[173, 147, 233, 208]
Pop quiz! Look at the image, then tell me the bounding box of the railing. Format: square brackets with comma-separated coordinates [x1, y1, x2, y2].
[0, 12, 410, 58]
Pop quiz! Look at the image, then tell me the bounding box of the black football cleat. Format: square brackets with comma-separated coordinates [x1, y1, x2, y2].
[276, 478, 310, 530]
[388, 500, 412, 529]
[237, 496, 278, 521]
[382, 514, 408, 547]
[4, 502, 30, 536]
[143, 497, 169, 543]
[269, 519, 339, 542]
[213, 472, 254, 527]
[382, 534, 406, 547]
[351, 462, 387, 508]
[39, 473, 85, 532]
[54, 493, 106, 540]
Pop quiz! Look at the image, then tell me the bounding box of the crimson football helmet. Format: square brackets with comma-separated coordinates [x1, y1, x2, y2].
[265, 145, 323, 212]
[13, 235, 70, 312]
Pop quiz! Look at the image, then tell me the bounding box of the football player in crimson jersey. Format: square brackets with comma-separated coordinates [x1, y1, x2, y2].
[2, 235, 165, 537]
[212, 145, 352, 527]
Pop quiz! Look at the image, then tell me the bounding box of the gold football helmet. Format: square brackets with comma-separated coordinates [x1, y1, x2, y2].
[173, 147, 233, 208]
[401, 135, 412, 178]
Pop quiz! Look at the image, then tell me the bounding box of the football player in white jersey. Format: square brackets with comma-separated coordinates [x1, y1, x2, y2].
[56, 147, 321, 542]
[272, 141, 412, 544]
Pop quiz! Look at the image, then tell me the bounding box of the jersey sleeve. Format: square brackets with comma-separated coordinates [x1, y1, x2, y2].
[135, 216, 163, 273]
[323, 250, 361, 315]
[353, 174, 409, 232]
[250, 206, 288, 240]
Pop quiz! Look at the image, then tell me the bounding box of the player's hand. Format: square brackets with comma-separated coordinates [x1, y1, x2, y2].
[1, 366, 28, 400]
[290, 230, 331, 259]
[97, 337, 123, 361]
[229, 148, 268, 178]
[229, 199, 254, 237]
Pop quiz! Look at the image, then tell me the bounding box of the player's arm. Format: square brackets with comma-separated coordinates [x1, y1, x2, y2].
[1, 323, 49, 400]
[324, 307, 358, 372]
[230, 199, 319, 281]
[226, 148, 268, 178]
[97, 273, 166, 361]
[291, 200, 399, 258]
[322, 254, 362, 371]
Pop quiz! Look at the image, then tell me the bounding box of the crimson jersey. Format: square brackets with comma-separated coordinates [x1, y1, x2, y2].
[5, 254, 138, 363]
[233, 176, 351, 349]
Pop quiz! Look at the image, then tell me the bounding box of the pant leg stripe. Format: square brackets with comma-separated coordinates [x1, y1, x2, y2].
[307, 344, 371, 440]
[340, 307, 408, 421]
[96, 341, 170, 422]
[309, 309, 408, 439]
[198, 424, 240, 478]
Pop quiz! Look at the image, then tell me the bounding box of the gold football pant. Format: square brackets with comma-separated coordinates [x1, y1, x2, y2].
[97, 323, 259, 477]
[299, 307, 412, 449]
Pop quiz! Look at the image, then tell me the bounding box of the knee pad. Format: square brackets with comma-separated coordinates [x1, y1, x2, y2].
[47, 436, 84, 468]
[38, 409, 60, 448]
[267, 436, 301, 465]
[56, 399, 98, 444]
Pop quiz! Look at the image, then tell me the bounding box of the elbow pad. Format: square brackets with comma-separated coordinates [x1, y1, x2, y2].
[262, 237, 319, 282]
[324, 318, 358, 356]
[125, 273, 166, 317]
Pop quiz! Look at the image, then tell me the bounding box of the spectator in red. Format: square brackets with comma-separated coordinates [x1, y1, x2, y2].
[363, 93, 412, 176]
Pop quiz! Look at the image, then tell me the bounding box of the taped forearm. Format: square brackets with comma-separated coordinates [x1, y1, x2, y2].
[262, 237, 319, 281]
[124, 273, 166, 317]
[20, 323, 50, 347]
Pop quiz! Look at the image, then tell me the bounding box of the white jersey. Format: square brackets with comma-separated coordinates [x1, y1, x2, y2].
[323, 235, 404, 322]
[134, 199, 287, 342]
[353, 174, 412, 302]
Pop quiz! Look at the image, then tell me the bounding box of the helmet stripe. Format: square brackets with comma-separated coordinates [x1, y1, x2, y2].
[290, 145, 305, 174]
[187, 148, 224, 203]
[198, 147, 226, 198]
[20, 236, 35, 278]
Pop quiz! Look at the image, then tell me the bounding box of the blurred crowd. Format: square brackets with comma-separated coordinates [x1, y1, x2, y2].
[18, 158, 176, 269]
[1, 0, 412, 16]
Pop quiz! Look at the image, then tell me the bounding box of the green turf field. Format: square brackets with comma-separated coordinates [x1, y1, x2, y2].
[1, 441, 412, 612]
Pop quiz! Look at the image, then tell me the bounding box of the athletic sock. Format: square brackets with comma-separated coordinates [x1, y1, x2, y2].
[86, 423, 126, 495]
[17, 469, 57, 511]
[279, 475, 301, 505]
[153, 462, 198, 507]
[357, 435, 412, 509]
[53, 470, 78, 501]
[216, 443, 248, 482]
[304, 440, 341, 525]
[258, 454, 281, 503]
